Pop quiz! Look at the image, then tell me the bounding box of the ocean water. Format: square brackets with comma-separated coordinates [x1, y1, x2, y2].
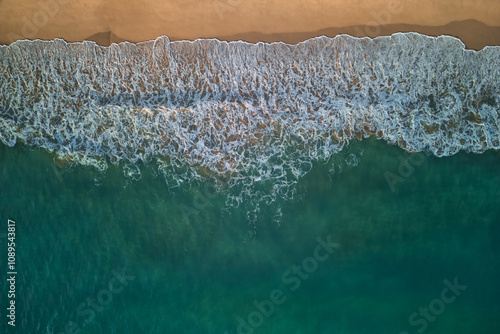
[1, 34, 499, 333]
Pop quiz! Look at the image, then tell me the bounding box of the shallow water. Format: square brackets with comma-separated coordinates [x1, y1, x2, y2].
[1, 138, 499, 334]
[1, 35, 499, 201]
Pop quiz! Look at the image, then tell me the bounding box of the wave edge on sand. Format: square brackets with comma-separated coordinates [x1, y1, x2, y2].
[0, 33, 498, 199]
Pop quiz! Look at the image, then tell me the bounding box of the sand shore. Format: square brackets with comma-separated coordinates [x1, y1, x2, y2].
[1, 0, 499, 49]
[81, 20, 500, 51]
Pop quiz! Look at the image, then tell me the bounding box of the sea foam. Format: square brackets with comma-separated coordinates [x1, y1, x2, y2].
[0, 34, 498, 197]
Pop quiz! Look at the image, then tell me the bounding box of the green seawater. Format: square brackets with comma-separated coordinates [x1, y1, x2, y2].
[1, 139, 499, 334]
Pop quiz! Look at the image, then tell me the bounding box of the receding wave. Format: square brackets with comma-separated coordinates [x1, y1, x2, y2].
[0, 33, 499, 199]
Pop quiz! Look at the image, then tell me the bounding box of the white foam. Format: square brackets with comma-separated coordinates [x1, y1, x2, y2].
[0, 34, 499, 201]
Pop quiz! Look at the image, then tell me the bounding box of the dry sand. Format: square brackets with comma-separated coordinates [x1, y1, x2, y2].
[1, 0, 499, 49]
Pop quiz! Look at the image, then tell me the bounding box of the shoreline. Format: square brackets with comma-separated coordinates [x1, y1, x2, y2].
[2, 20, 499, 51]
[215, 20, 500, 51]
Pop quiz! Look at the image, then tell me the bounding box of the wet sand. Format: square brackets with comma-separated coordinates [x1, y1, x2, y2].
[214, 20, 500, 51]
[80, 20, 500, 51]
[1, 0, 499, 49]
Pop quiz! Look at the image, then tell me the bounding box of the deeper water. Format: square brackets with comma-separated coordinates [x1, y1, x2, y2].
[1, 138, 499, 334]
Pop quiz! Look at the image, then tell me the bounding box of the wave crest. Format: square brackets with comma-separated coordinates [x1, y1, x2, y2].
[0, 34, 499, 198]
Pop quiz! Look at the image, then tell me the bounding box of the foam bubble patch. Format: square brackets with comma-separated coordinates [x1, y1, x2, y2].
[0, 34, 499, 201]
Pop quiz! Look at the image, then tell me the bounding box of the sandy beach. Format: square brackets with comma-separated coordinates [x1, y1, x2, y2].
[1, 0, 499, 49]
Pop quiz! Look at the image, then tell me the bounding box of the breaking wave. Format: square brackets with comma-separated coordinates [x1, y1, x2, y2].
[0, 33, 499, 201]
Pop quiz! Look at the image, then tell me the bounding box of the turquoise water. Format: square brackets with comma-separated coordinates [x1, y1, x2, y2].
[1, 138, 499, 333]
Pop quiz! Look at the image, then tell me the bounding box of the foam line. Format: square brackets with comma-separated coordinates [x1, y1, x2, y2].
[0, 34, 498, 191]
